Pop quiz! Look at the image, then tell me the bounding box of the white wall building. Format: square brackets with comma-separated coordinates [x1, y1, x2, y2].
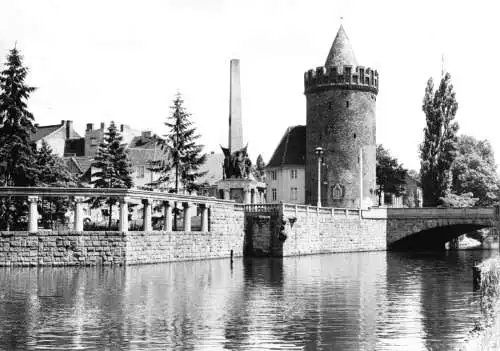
[265, 126, 306, 204]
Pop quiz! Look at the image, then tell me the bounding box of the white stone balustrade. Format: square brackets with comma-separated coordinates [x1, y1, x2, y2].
[27, 196, 38, 233]
[142, 198, 153, 232]
[201, 204, 210, 232]
[119, 197, 130, 232]
[163, 201, 173, 232]
[73, 196, 85, 231]
[0, 187, 234, 234]
[183, 202, 193, 232]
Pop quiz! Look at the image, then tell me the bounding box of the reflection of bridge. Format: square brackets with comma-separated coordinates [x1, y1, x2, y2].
[379, 207, 500, 250]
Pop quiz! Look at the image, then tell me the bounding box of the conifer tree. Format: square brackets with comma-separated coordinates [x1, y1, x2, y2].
[154, 92, 206, 193]
[0, 47, 38, 229]
[90, 121, 133, 229]
[419, 72, 459, 207]
[0, 47, 38, 186]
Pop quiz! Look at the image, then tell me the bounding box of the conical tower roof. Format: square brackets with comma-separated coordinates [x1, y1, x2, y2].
[324, 25, 358, 67]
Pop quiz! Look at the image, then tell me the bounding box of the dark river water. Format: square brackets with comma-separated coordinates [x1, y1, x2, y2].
[0, 250, 498, 351]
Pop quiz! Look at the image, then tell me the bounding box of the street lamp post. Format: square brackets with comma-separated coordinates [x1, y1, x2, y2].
[314, 147, 324, 207]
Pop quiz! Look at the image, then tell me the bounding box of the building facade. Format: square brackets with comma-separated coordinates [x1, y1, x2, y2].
[265, 126, 306, 204]
[304, 25, 379, 208]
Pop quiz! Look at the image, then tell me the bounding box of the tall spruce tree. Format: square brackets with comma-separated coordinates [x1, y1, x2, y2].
[0, 47, 38, 186]
[419, 72, 459, 206]
[154, 92, 206, 193]
[90, 121, 133, 229]
[0, 47, 38, 230]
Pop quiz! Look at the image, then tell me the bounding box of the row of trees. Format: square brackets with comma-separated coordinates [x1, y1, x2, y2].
[376, 71, 499, 209]
[419, 72, 500, 207]
[0, 48, 79, 229]
[0, 46, 210, 229]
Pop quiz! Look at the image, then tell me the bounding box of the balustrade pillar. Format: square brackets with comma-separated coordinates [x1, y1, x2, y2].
[142, 198, 153, 232]
[73, 196, 85, 232]
[201, 204, 210, 232]
[183, 202, 193, 232]
[163, 201, 173, 231]
[27, 196, 38, 233]
[119, 197, 130, 233]
[243, 189, 251, 204]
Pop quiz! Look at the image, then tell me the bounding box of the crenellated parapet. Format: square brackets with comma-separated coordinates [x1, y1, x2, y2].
[304, 65, 379, 94]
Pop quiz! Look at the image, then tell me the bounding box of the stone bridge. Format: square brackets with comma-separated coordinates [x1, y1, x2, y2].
[369, 207, 500, 250]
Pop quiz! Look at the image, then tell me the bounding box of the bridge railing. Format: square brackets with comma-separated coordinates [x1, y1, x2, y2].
[245, 203, 362, 217]
[386, 207, 495, 219]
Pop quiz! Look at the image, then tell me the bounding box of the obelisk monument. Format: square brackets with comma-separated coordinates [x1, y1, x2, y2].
[217, 59, 266, 203]
[228, 59, 243, 153]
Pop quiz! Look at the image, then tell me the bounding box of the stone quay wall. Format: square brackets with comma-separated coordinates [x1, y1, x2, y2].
[245, 204, 387, 257]
[125, 203, 245, 264]
[0, 231, 125, 266]
[0, 203, 245, 266]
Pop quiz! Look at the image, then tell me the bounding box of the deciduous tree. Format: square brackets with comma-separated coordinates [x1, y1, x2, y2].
[419, 72, 459, 206]
[35, 141, 77, 228]
[450, 135, 498, 206]
[376, 144, 408, 206]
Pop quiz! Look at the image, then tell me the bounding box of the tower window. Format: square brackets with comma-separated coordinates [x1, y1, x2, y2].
[353, 133, 357, 139]
[346, 101, 349, 108]
[328, 102, 332, 110]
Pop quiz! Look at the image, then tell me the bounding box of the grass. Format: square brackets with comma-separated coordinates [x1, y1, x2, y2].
[459, 258, 500, 351]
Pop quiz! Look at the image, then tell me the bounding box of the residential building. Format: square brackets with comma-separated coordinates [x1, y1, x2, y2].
[30, 120, 82, 156]
[265, 125, 306, 204]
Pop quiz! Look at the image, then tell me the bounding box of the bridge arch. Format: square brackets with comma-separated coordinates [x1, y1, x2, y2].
[388, 223, 491, 250]
[385, 207, 499, 250]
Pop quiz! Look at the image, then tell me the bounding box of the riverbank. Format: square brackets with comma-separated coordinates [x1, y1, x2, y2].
[460, 257, 500, 350]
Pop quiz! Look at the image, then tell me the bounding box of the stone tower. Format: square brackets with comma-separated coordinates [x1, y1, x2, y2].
[304, 25, 379, 208]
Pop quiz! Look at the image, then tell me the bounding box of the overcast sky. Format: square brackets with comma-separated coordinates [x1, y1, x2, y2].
[1, 0, 499, 171]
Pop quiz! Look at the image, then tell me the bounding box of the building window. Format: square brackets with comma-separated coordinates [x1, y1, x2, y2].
[291, 187, 298, 201]
[90, 137, 97, 146]
[136, 166, 145, 178]
[272, 188, 277, 201]
[271, 171, 277, 180]
[290, 169, 298, 179]
[346, 101, 350, 108]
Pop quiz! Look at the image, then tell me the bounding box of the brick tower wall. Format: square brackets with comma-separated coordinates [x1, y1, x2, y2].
[304, 66, 378, 208]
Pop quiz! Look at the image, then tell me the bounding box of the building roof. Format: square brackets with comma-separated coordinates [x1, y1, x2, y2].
[64, 156, 93, 174]
[128, 135, 159, 149]
[198, 152, 224, 186]
[127, 148, 161, 166]
[325, 25, 358, 68]
[266, 125, 306, 168]
[30, 123, 63, 142]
